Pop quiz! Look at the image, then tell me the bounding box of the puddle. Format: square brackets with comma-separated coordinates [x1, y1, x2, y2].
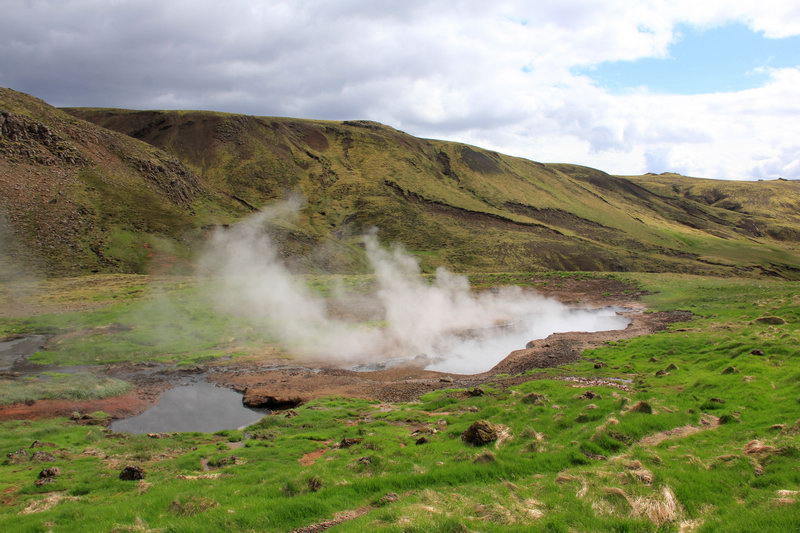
[110, 381, 267, 434]
[423, 306, 631, 374]
[0, 335, 47, 372]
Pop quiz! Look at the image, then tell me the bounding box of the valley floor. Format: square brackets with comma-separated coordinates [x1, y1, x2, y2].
[0, 272, 798, 532]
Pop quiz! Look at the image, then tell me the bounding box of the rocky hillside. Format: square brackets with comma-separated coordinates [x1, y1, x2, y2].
[2, 87, 800, 278]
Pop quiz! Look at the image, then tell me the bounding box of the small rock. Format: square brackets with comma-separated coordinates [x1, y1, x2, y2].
[648, 357, 659, 363]
[521, 393, 547, 405]
[462, 420, 499, 446]
[30, 451, 56, 463]
[466, 406, 480, 413]
[594, 362, 607, 369]
[378, 492, 399, 505]
[466, 388, 485, 397]
[415, 437, 429, 445]
[655, 369, 670, 377]
[6, 449, 28, 464]
[755, 316, 786, 325]
[119, 465, 145, 481]
[339, 437, 363, 448]
[750, 349, 765, 356]
[628, 401, 653, 414]
[35, 466, 60, 485]
[439, 376, 453, 383]
[579, 390, 600, 400]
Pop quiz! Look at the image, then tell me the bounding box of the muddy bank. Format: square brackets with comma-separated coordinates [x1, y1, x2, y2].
[211, 307, 689, 404]
[0, 391, 150, 421]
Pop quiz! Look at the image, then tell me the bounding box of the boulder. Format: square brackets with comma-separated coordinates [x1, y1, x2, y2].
[119, 465, 145, 481]
[462, 420, 499, 446]
[242, 390, 304, 409]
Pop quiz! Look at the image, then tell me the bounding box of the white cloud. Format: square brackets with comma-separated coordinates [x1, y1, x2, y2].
[1, 0, 798, 179]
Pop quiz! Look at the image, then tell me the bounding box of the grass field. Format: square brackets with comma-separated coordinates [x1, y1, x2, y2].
[0, 273, 798, 531]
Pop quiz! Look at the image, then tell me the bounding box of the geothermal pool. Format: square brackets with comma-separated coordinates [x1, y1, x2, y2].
[424, 306, 630, 374]
[110, 380, 267, 434]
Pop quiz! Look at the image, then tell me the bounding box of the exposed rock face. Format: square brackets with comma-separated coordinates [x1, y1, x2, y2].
[462, 420, 499, 446]
[119, 465, 145, 480]
[243, 390, 305, 409]
[0, 110, 87, 166]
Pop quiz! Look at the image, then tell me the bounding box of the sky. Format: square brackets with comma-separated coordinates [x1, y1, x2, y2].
[1, 0, 799, 180]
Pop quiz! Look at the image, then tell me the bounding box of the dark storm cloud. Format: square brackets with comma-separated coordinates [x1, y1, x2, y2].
[1, 0, 799, 178]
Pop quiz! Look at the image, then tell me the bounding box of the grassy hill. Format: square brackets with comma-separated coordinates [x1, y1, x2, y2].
[3, 87, 800, 278]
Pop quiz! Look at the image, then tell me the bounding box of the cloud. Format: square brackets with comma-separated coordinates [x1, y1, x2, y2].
[1, 0, 798, 179]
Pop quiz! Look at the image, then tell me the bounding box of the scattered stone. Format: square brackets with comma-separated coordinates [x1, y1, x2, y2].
[754, 316, 786, 325]
[466, 388, 485, 397]
[438, 376, 453, 383]
[415, 437, 429, 445]
[307, 477, 322, 492]
[655, 369, 670, 377]
[579, 390, 600, 400]
[594, 362, 607, 369]
[521, 393, 548, 405]
[6, 449, 28, 464]
[339, 438, 363, 449]
[721, 366, 739, 375]
[30, 451, 56, 463]
[750, 349, 765, 356]
[378, 492, 399, 505]
[628, 401, 653, 414]
[119, 466, 145, 481]
[462, 420, 499, 446]
[473, 451, 496, 464]
[466, 406, 480, 413]
[34, 467, 60, 486]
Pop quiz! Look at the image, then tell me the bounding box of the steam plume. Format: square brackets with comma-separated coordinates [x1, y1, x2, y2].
[201, 202, 628, 373]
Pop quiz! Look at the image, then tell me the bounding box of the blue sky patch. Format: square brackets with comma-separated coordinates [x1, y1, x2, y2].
[576, 23, 800, 94]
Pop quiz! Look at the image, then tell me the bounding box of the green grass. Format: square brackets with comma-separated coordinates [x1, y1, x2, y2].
[0, 272, 798, 531]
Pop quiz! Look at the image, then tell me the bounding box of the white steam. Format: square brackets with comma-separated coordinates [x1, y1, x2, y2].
[201, 203, 629, 374]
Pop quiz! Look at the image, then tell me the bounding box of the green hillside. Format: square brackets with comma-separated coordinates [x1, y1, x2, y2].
[3, 87, 800, 278]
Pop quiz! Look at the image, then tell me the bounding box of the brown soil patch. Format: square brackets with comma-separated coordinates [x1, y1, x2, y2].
[299, 447, 329, 466]
[0, 390, 150, 421]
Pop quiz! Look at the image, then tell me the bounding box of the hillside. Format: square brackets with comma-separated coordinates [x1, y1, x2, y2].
[3, 87, 800, 278]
